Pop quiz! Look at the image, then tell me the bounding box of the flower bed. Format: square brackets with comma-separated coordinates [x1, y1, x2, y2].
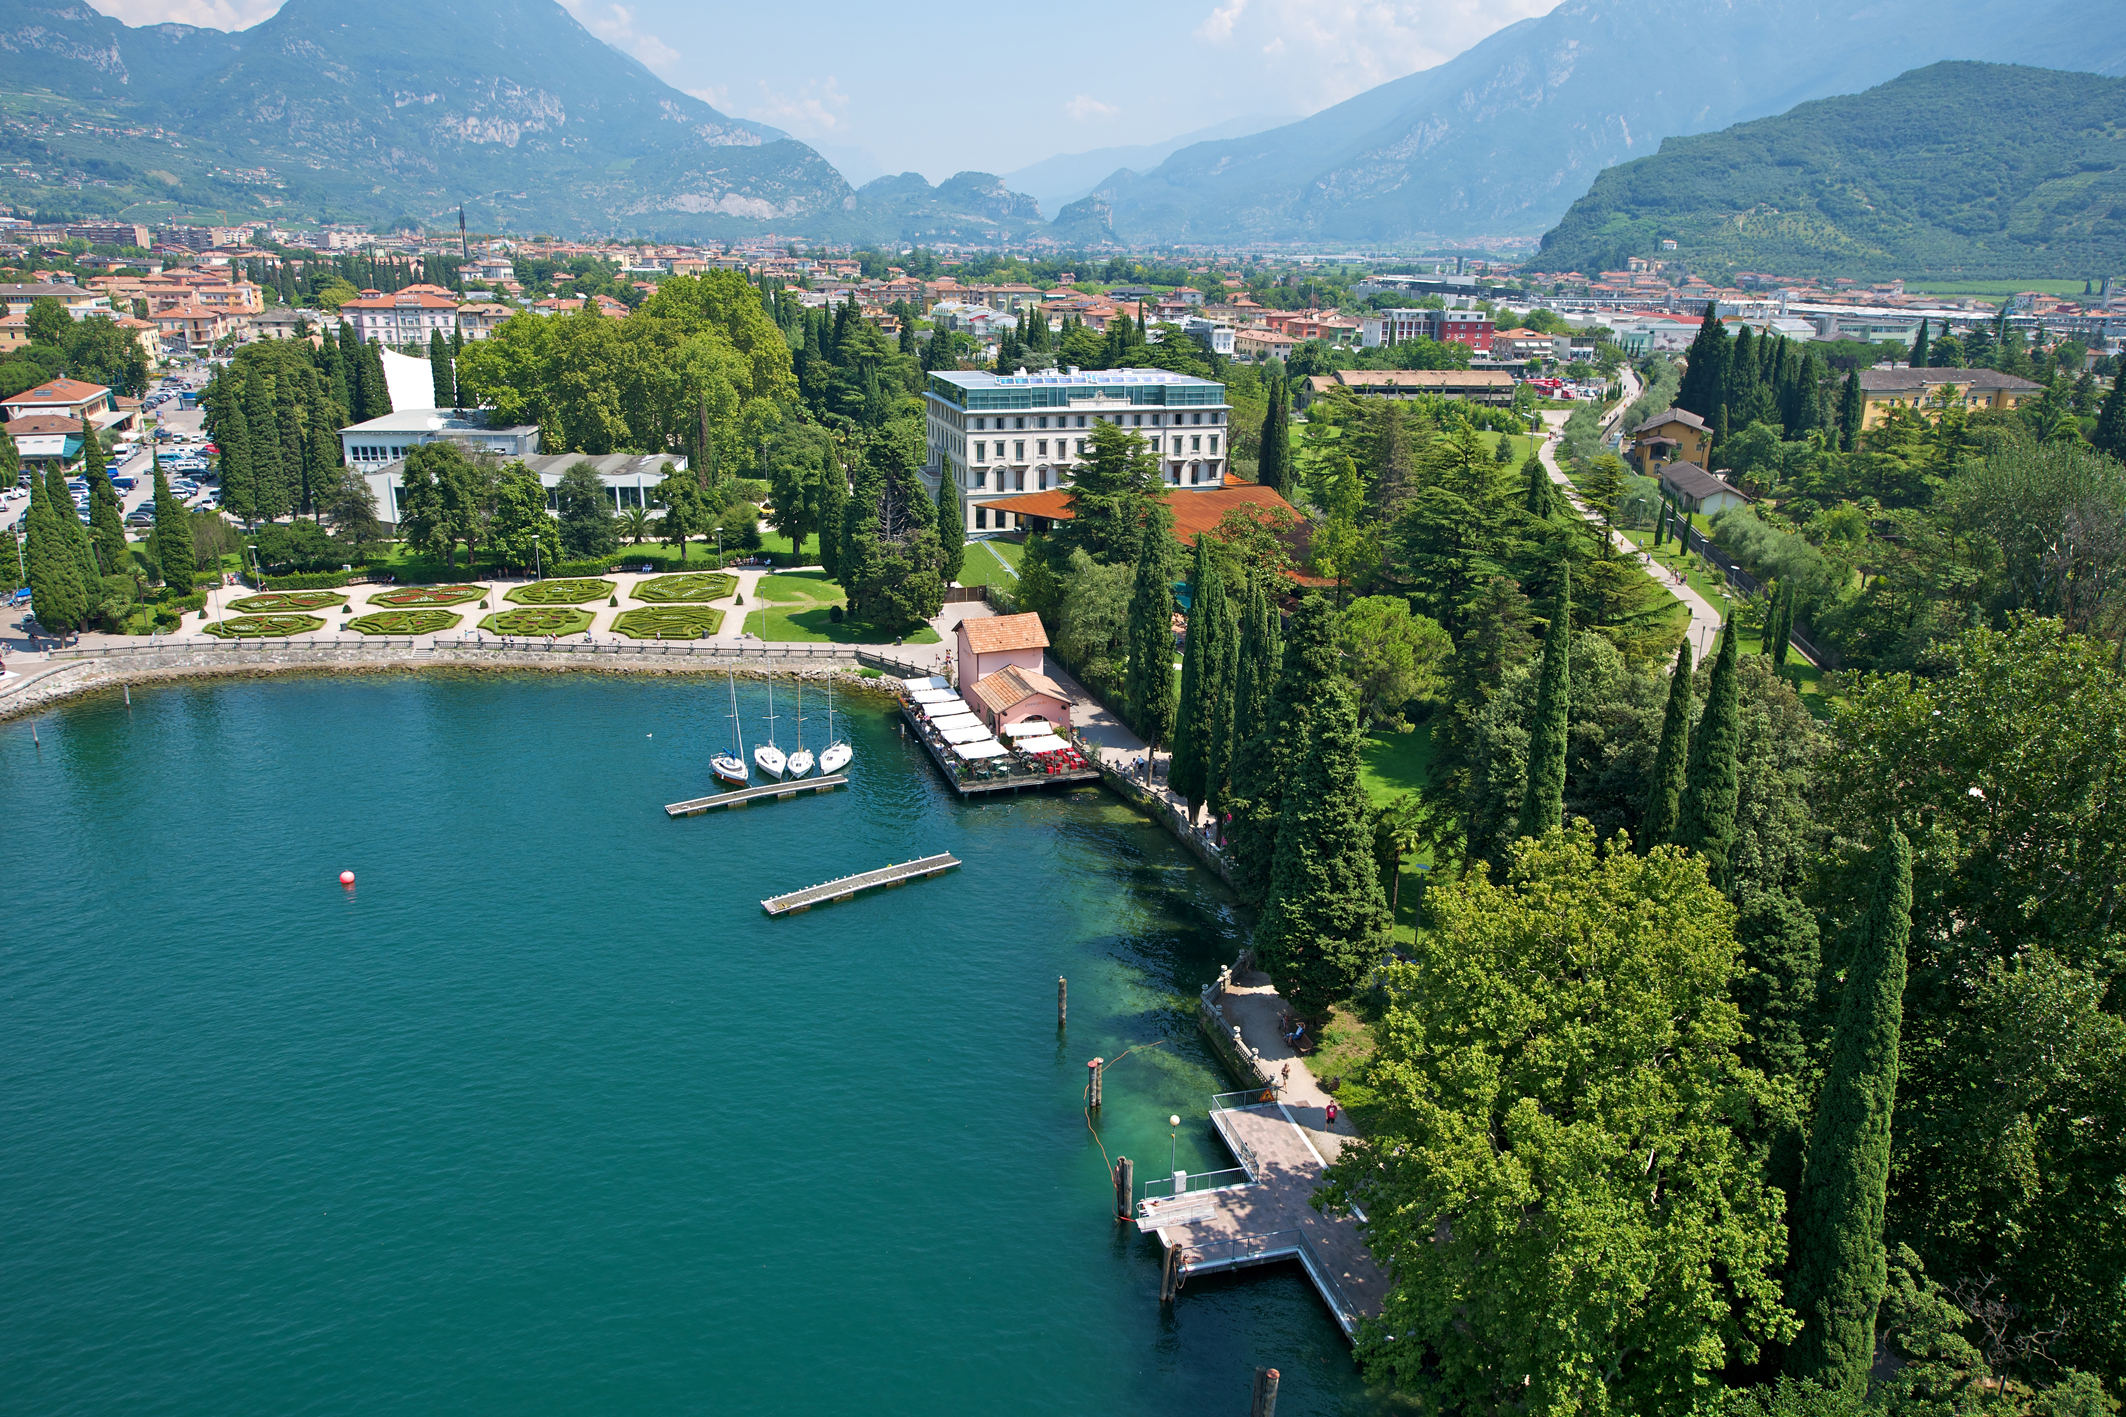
[202, 614, 327, 639]
[631, 573, 735, 604]
[347, 609, 462, 636]
[503, 578, 615, 605]
[368, 583, 486, 607]
[230, 590, 347, 613]
[479, 607, 595, 636]
[613, 606, 723, 639]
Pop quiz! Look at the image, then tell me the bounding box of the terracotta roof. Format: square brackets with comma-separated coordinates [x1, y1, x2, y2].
[6, 376, 110, 404]
[1629, 407, 1709, 435]
[969, 663, 1070, 716]
[7, 414, 91, 434]
[982, 482, 1306, 549]
[1657, 461, 1753, 503]
[959, 611, 1051, 655]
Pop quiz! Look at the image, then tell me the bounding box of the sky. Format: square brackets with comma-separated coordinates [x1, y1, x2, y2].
[84, 0, 1561, 182]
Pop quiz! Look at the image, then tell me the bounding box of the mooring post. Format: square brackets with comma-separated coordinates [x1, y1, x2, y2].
[1249, 1367, 1281, 1417]
[1087, 1057, 1103, 1110]
[1159, 1240, 1183, 1303]
[1113, 1157, 1133, 1222]
[1057, 975, 1067, 1028]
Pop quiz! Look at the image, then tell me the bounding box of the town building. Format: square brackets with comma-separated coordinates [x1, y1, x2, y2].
[455, 303, 515, 341]
[339, 409, 542, 473]
[1626, 407, 1712, 474]
[66, 223, 152, 250]
[924, 368, 1233, 533]
[1234, 327, 1299, 361]
[341, 285, 463, 344]
[8, 415, 88, 470]
[3, 376, 135, 434]
[1297, 369, 1516, 407]
[1854, 367, 2042, 428]
[955, 612, 1050, 688]
[1658, 462, 1753, 516]
[151, 302, 239, 350]
[1360, 308, 1495, 352]
[0, 282, 111, 320]
[966, 662, 1070, 733]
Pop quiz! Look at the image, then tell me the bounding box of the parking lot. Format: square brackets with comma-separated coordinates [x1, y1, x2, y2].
[3, 368, 220, 539]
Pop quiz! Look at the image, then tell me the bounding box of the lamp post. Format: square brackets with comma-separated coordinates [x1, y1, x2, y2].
[714, 526, 724, 565]
[1169, 1114, 1181, 1176]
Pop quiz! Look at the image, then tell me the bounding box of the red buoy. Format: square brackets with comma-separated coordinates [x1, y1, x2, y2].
[339, 871, 355, 887]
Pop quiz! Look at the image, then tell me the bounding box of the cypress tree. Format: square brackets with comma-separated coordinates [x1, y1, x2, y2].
[936, 475, 964, 584]
[1124, 502, 1177, 751]
[84, 430, 126, 575]
[1674, 619, 1742, 888]
[1253, 684, 1392, 1016]
[275, 376, 306, 515]
[1257, 380, 1291, 493]
[1522, 452, 1551, 517]
[152, 460, 193, 594]
[1516, 562, 1571, 839]
[1908, 320, 1929, 370]
[50, 464, 98, 599]
[1640, 638, 1694, 851]
[24, 463, 85, 636]
[1228, 592, 1331, 906]
[1205, 593, 1241, 822]
[815, 444, 846, 579]
[1769, 583, 1794, 671]
[242, 372, 285, 522]
[1675, 303, 1729, 419]
[1169, 535, 1225, 817]
[1786, 828, 1912, 1395]
[2093, 377, 2126, 463]
[359, 342, 390, 419]
[429, 330, 454, 407]
[1838, 371, 1864, 452]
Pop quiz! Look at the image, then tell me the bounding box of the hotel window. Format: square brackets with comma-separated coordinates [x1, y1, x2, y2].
[1171, 437, 1182, 454]
[1037, 440, 1047, 456]
[1075, 439, 1087, 456]
[1192, 413, 1202, 424]
[974, 441, 986, 460]
[1014, 440, 1025, 460]
[1076, 415, 1086, 427]
[1014, 470, 1025, 490]
[1190, 436, 1200, 452]
[1208, 436, 1219, 454]
[976, 468, 988, 488]
[1038, 468, 1048, 490]
[1037, 416, 1048, 428]
[975, 506, 988, 529]
[1015, 417, 1026, 429]
[1133, 415, 1143, 426]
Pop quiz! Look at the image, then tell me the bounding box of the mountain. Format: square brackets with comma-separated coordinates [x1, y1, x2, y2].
[1534, 63, 2126, 282]
[1002, 114, 1297, 217]
[852, 171, 1046, 244]
[1076, 0, 2126, 245]
[0, 0, 1045, 242]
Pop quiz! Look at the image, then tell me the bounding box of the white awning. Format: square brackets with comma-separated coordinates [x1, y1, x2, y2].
[1000, 720, 1056, 737]
[900, 676, 951, 693]
[1014, 734, 1070, 754]
[952, 738, 1010, 759]
[941, 723, 992, 743]
[928, 712, 982, 732]
[910, 687, 959, 705]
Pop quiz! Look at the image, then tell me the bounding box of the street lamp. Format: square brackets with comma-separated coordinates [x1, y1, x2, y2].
[1169, 1114, 1181, 1176]
[714, 526, 724, 564]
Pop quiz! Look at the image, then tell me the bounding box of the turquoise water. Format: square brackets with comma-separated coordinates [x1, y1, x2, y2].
[2, 674, 1386, 1415]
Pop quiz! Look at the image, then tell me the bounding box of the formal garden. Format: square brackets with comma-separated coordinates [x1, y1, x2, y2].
[202, 614, 328, 638]
[368, 584, 487, 608]
[480, 607, 595, 635]
[631, 573, 735, 603]
[230, 590, 349, 613]
[503, 579, 616, 605]
[612, 606, 723, 639]
[348, 609, 463, 636]
[743, 570, 940, 645]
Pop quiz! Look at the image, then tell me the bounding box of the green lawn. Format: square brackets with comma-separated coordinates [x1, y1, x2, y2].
[743, 571, 940, 643]
[1358, 722, 1437, 947]
[1901, 279, 2087, 297]
[957, 538, 1023, 590]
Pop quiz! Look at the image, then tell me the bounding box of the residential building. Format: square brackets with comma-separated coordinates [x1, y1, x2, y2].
[1626, 407, 1712, 474]
[1658, 462, 1753, 515]
[0, 282, 111, 319]
[1360, 308, 1495, 352]
[250, 308, 307, 341]
[3, 376, 134, 433]
[1493, 327, 1571, 362]
[339, 409, 542, 473]
[1234, 326, 1299, 361]
[1297, 369, 1516, 407]
[955, 612, 1050, 688]
[1854, 367, 2042, 428]
[924, 368, 1234, 534]
[152, 302, 239, 349]
[455, 302, 515, 340]
[67, 223, 152, 249]
[967, 663, 1071, 732]
[9, 414, 88, 470]
[155, 225, 249, 251]
[342, 285, 463, 344]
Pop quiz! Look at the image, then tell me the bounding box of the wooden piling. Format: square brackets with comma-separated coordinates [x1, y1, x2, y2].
[1113, 1157, 1133, 1222]
[1159, 1240, 1183, 1303]
[1057, 975, 1066, 1028]
[1087, 1057, 1103, 1110]
[1249, 1367, 1280, 1417]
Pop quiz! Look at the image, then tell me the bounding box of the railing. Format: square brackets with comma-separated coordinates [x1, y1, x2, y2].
[1210, 1087, 1282, 1111]
[49, 636, 866, 662]
[1139, 1166, 1253, 1201]
[1671, 521, 1833, 667]
[1175, 1227, 1365, 1335]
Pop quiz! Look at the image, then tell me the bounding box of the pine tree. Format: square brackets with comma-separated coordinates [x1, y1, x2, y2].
[1228, 592, 1331, 907]
[1257, 380, 1291, 493]
[2093, 377, 2126, 463]
[84, 429, 125, 575]
[1516, 562, 1571, 839]
[1838, 371, 1864, 452]
[24, 462, 85, 636]
[1169, 535, 1225, 817]
[1254, 684, 1392, 1016]
[1124, 501, 1177, 750]
[429, 330, 455, 407]
[152, 460, 194, 594]
[1674, 620, 1741, 887]
[1640, 638, 1694, 851]
[936, 475, 964, 584]
[1786, 828, 1912, 1396]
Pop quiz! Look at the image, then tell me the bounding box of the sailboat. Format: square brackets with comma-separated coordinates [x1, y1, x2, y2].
[712, 670, 749, 788]
[753, 676, 787, 779]
[785, 680, 815, 779]
[818, 675, 853, 777]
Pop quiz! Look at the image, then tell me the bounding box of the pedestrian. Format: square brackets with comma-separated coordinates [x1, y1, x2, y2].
[1326, 1101, 1339, 1126]
[1280, 1062, 1291, 1087]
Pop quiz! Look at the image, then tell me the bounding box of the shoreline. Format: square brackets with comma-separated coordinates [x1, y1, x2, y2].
[0, 642, 903, 724]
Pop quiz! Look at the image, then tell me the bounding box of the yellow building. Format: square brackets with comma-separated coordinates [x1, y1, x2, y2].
[1855, 367, 2040, 429]
[1626, 407, 1712, 474]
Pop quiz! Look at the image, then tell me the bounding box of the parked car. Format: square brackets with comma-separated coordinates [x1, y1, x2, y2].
[126, 507, 155, 526]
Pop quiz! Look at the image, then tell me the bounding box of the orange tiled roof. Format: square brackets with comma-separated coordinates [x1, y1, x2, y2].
[969, 663, 1069, 715]
[960, 611, 1051, 655]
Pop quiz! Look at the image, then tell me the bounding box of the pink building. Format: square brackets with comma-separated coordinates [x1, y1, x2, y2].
[956, 612, 1049, 688]
[968, 664, 1070, 732]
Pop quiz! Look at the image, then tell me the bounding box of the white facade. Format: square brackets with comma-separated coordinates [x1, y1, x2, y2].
[339, 410, 541, 472]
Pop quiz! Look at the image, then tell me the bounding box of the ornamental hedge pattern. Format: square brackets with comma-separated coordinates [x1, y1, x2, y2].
[479, 608, 596, 635]
[368, 584, 486, 607]
[632, 573, 735, 604]
[202, 614, 328, 638]
[503, 578, 615, 605]
[230, 591, 347, 612]
[613, 606, 723, 639]
[347, 609, 462, 635]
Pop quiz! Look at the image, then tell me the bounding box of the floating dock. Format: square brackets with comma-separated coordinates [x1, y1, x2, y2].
[664, 774, 848, 817]
[761, 852, 961, 916]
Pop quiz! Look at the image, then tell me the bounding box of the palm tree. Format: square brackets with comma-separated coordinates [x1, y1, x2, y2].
[1381, 792, 1425, 915]
[620, 505, 650, 545]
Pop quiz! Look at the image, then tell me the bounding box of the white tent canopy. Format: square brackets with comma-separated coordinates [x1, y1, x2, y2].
[910, 688, 959, 705]
[1014, 734, 1070, 754]
[898, 675, 951, 692]
[952, 738, 1010, 760]
[1000, 721, 1057, 738]
[941, 723, 995, 744]
[928, 712, 982, 732]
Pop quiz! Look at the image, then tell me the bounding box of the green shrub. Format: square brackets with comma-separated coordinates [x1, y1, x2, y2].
[829, 605, 844, 623]
[632, 572, 736, 603]
[202, 613, 328, 638]
[232, 590, 347, 612]
[369, 583, 485, 608]
[348, 609, 462, 635]
[613, 606, 723, 639]
[553, 558, 620, 578]
[260, 572, 353, 590]
[503, 578, 615, 605]
[479, 607, 595, 635]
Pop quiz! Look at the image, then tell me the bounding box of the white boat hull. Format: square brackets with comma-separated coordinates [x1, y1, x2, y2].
[711, 754, 748, 788]
[786, 748, 815, 779]
[754, 745, 786, 779]
[819, 742, 852, 776]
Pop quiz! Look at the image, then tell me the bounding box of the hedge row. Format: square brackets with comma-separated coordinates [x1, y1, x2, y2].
[348, 609, 461, 636]
[202, 614, 327, 639]
[613, 606, 722, 639]
[479, 607, 594, 635]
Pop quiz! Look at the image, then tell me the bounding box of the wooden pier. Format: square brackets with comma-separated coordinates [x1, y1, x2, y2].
[664, 774, 847, 817]
[900, 704, 1101, 797]
[1135, 1098, 1389, 1341]
[761, 852, 961, 915]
